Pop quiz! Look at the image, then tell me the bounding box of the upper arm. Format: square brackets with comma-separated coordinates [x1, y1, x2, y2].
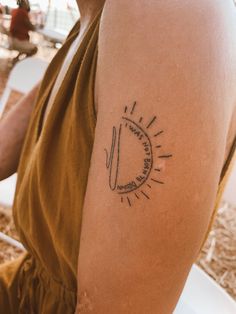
[77, 1, 236, 313]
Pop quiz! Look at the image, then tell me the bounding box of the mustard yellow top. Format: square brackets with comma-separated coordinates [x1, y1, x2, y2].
[8, 8, 236, 313]
[12, 11, 102, 313]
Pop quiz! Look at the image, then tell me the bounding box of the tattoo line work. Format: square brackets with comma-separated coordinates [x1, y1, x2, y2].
[127, 197, 131, 207]
[130, 101, 137, 115]
[105, 101, 173, 206]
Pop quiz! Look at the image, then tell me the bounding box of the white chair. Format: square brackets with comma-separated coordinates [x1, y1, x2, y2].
[37, 6, 80, 46]
[0, 174, 17, 207]
[0, 57, 48, 207]
[0, 57, 48, 117]
[174, 264, 236, 314]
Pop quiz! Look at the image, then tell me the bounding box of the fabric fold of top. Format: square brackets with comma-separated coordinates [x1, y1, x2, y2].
[12, 8, 103, 313]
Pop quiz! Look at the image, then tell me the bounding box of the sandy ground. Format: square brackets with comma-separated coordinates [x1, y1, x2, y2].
[0, 41, 236, 301]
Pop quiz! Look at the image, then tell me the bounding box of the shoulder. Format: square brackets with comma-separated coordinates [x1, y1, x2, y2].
[95, 0, 236, 181]
[102, 0, 236, 25]
[101, 0, 236, 33]
[99, 0, 236, 62]
[100, 0, 236, 61]
[97, 0, 236, 114]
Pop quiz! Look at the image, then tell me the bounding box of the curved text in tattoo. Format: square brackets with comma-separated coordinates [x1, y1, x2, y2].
[105, 101, 173, 206]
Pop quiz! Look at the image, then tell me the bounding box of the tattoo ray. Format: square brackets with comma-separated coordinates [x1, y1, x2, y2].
[139, 117, 143, 123]
[151, 178, 164, 184]
[156, 145, 162, 149]
[121, 197, 123, 203]
[130, 101, 137, 115]
[147, 116, 157, 129]
[147, 184, 152, 188]
[141, 191, 150, 200]
[158, 154, 173, 159]
[124, 106, 128, 113]
[135, 193, 140, 199]
[154, 168, 161, 172]
[127, 197, 131, 207]
[154, 130, 164, 137]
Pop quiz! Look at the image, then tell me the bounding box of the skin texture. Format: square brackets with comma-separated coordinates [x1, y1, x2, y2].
[0, 84, 39, 180]
[76, 0, 236, 313]
[1, 0, 236, 312]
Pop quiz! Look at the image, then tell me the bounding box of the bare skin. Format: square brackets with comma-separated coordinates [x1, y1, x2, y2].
[76, 0, 236, 313]
[0, 0, 236, 313]
[0, 84, 39, 180]
[1, 0, 235, 179]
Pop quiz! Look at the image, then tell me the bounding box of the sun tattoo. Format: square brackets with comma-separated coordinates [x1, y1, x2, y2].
[104, 101, 173, 206]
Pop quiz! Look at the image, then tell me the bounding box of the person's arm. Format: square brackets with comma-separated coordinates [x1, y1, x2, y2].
[0, 84, 39, 180]
[76, 0, 236, 313]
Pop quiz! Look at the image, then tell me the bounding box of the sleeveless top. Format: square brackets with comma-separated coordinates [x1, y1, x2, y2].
[12, 7, 236, 313]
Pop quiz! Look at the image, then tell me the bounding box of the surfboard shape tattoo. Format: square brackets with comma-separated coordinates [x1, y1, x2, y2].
[105, 101, 173, 206]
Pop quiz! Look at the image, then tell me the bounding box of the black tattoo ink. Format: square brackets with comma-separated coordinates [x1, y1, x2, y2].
[154, 130, 164, 137]
[146, 116, 157, 129]
[151, 179, 164, 184]
[105, 102, 173, 205]
[158, 154, 173, 159]
[127, 197, 131, 207]
[130, 101, 137, 115]
[141, 190, 150, 200]
[105, 125, 122, 191]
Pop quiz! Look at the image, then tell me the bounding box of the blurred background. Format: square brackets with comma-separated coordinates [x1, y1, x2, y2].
[0, 0, 235, 308]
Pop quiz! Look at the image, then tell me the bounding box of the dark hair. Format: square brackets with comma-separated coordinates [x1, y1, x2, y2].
[17, 0, 30, 10]
[17, 0, 28, 7]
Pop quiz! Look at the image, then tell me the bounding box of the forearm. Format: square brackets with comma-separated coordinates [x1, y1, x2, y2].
[0, 83, 39, 180]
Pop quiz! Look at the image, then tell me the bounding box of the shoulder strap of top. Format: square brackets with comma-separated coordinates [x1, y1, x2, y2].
[220, 135, 236, 182]
[198, 134, 236, 254]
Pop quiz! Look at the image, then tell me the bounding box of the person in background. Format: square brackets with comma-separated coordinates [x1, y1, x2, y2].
[0, 3, 4, 20]
[0, 5, 3, 29]
[0, 0, 236, 313]
[9, 0, 37, 63]
[0, 4, 8, 36]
